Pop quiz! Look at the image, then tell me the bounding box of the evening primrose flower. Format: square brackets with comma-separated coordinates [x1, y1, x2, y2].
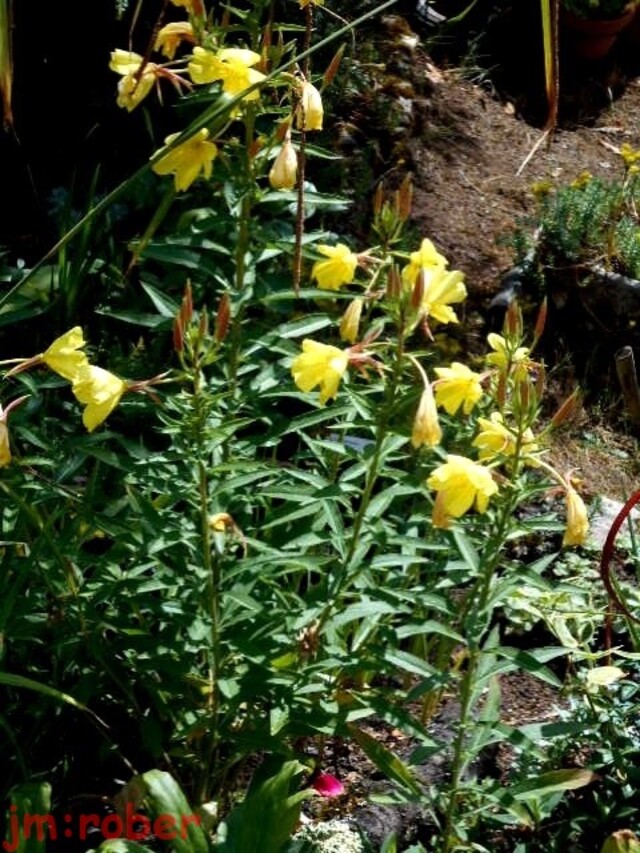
[269, 137, 298, 190]
[486, 332, 532, 378]
[427, 454, 498, 528]
[188, 47, 265, 100]
[152, 129, 218, 192]
[563, 485, 589, 547]
[155, 22, 194, 60]
[42, 327, 89, 381]
[402, 238, 448, 287]
[472, 412, 538, 463]
[411, 384, 441, 449]
[109, 50, 159, 111]
[434, 362, 483, 415]
[291, 339, 348, 404]
[312, 244, 358, 290]
[72, 365, 128, 432]
[300, 0, 325, 7]
[297, 81, 323, 131]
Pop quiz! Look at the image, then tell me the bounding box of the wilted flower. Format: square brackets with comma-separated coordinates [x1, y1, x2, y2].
[472, 412, 538, 463]
[297, 80, 323, 130]
[268, 137, 298, 190]
[109, 50, 159, 111]
[72, 365, 128, 432]
[152, 129, 218, 191]
[601, 829, 640, 853]
[427, 454, 497, 528]
[311, 772, 344, 797]
[411, 384, 441, 449]
[155, 22, 195, 60]
[434, 362, 483, 415]
[312, 244, 358, 290]
[291, 339, 348, 404]
[188, 47, 265, 99]
[339, 298, 363, 344]
[586, 666, 626, 688]
[563, 485, 589, 547]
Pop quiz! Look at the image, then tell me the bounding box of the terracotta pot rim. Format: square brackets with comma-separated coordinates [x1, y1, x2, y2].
[561, 5, 635, 33]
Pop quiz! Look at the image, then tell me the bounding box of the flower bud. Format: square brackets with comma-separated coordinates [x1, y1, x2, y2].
[323, 44, 345, 88]
[215, 292, 231, 343]
[506, 299, 523, 340]
[411, 269, 425, 312]
[373, 182, 384, 217]
[269, 137, 298, 190]
[411, 384, 442, 449]
[297, 81, 323, 131]
[601, 830, 640, 853]
[386, 265, 402, 300]
[551, 388, 581, 428]
[339, 298, 363, 344]
[396, 175, 413, 221]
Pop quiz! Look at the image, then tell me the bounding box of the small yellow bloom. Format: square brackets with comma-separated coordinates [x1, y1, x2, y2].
[401, 238, 448, 288]
[209, 512, 233, 532]
[312, 244, 358, 290]
[423, 268, 467, 325]
[72, 365, 128, 432]
[434, 362, 483, 415]
[339, 298, 363, 344]
[300, 0, 324, 6]
[427, 454, 498, 528]
[563, 486, 589, 547]
[109, 49, 145, 75]
[188, 46, 265, 100]
[155, 22, 194, 60]
[0, 406, 10, 467]
[152, 129, 218, 192]
[117, 68, 157, 111]
[297, 81, 323, 131]
[291, 339, 348, 405]
[621, 142, 640, 167]
[42, 327, 89, 382]
[269, 138, 298, 190]
[411, 385, 441, 449]
[570, 170, 592, 190]
[486, 332, 532, 378]
[472, 412, 538, 462]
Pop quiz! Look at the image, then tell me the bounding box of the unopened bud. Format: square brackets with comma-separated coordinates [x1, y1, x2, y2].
[386, 265, 402, 300]
[323, 44, 345, 88]
[601, 829, 640, 853]
[173, 313, 184, 353]
[517, 377, 531, 411]
[396, 175, 413, 221]
[339, 298, 363, 344]
[180, 281, 193, 328]
[496, 372, 507, 408]
[199, 308, 209, 339]
[505, 300, 523, 340]
[215, 293, 231, 343]
[411, 384, 442, 449]
[411, 269, 425, 311]
[373, 182, 384, 217]
[269, 136, 298, 190]
[551, 388, 581, 428]
[297, 81, 323, 131]
[534, 297, 547, 342]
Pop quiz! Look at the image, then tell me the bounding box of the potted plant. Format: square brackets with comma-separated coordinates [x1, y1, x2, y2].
[560, 0, 639, 58]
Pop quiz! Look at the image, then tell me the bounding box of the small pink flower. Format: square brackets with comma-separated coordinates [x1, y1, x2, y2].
[311, 772, 345, 798]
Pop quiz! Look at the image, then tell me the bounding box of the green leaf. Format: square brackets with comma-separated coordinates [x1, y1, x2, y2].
[511, 768, 597, 800]
[133, 770, 211, 853]
[5, 783, 51, 853]
[0, 672, 85, 710]
[140, 281, 180, 317]
[452, 529, 479, 572]
[215, 756, 311, 853]
[347, 725, 422, 797]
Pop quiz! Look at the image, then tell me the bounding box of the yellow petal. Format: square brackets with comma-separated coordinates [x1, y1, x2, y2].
[42, 327, 89, 382]
[72, 365, 127, 432]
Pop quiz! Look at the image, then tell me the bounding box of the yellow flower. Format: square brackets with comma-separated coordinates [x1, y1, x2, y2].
[291, 339, 348, 404]
[300, 0, 324, 6]
[586, 666, 625, 688]
[621, 143, 640, 167]
[269, 138, 298, 190]
[155, 22, 194, 60]
[423, 268, 467, 325]
[117, 68, 157, 111]
[411, 385, 441, 449]
[434, 362, 483, 415]
[312, 244, 358, 290]
[42, 327, 89, 382]
[402, 238, 448, 288]
[188, 46, 265, 100]
[152, 129, 218, 192]
[72, 365, 128, 432]
[563, 486, 589, 547]
[0, 406, 10, 467]
[570, 170, 592, 190]
[486, 332, 531, 377]
[427, 454, 498, 528]
[472, 412, 538, 462]
[339, 298, 363, 344]
[109, 49, 145, 75]
[297, 81, 323, 131]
